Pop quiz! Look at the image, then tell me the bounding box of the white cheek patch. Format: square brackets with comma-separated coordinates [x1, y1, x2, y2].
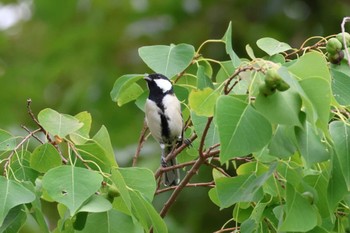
[154, 79, 172, 93]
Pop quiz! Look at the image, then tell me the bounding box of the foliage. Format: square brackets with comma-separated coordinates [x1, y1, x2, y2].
[1, 20, 350, 232]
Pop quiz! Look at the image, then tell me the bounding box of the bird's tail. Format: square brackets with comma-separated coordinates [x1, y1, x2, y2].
[162, 146, 180, 186]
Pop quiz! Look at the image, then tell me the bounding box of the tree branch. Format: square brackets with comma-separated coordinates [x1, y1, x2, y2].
[132, 121, 149, 167]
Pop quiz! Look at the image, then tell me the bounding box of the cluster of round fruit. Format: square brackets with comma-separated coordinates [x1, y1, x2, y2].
[326, 32, 350, 64]
[259, 69, 290, 96]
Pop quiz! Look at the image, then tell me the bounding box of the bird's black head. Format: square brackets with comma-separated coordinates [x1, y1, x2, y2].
[144, 73, 174, 98]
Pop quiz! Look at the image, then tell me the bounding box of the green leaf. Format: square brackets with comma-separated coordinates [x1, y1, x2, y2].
[70, 111, 92, 145]
[30, 143, 61, 173]
[329, 121, 350, 190]
[288, 51, 330, 83]
[110, 169, 167, 233]
[196, 65, 214, 90]
[278, 184, 318, 232]
[110, 74, 144, 104]
[188, 88, 219, 117]
[222, 22, 241, 67]
[0, 205, 27, 233]
[78, 210, 143, 233]
[0, 129, 17, 151]
[38, 108, 83, 138]
[215, 61, 235, 83]
[42, 165, 103, 216]
[268, 125, 296, 159]
[215, 96, 272, 162]
[331, 69, 350, 105]
[215, 164, 275, 208]
[138, 43, 195, 78]
[78, 195, 112, 213]
[295, 122, 330, 167]
[254, 90, 302, 126]
[92, 125, 117, 167]
[191, 111, 219, 149]
[118, 167, 156, 202]
[328, 150, 347, 211]
[117, 83, 143, 106]
[0, 177, 35, 226]
[299, 77, 331, 132]
[256, 37, 291, 56]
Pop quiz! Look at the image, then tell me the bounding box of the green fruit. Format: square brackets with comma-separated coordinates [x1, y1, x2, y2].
[301, 191, 314, 204]
[326, 38, 342, 54]
[336, 32, 350, 48]
[276, 80, 290, 91]
[328, 50, 344, 65]
[259, 84, 276, 96]
[107, 185, 120, 199]
[265, 69, 282, 88]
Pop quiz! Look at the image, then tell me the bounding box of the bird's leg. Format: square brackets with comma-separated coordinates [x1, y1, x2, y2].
[160, 143, 167, 167]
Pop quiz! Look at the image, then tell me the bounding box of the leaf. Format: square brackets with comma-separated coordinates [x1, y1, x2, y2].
[215, 164, 276, 208]
[299, 77, 331, 133]
[0, 129, 17, 151]
[0, 177, 35, 226]
[256, 37, 292, 56]
[117, 83, 143, 106]
[222, 22, 241, 67]
[118, 167, 156, 202]
[196, 65, 214, 90]
[78, 210, 143, 233]
[329, 121, 350, 190]
[191, 111, 219, 149]
[268, 125, 296, 159]
[138, 43, 195, 78]
[328, 150, 347, 211]
[331, 69, 350, 105]
[70, 111, 92, 145]
[42, 166, 103, 216]
[30, 143, 61, 173]
[288, 51, 331, 83]
[38, 108, 83, 138]
[0, 205, 27, 233]
[215, 61, 235, 83]
[78, 195, 112, 213]
[110, 169, 167, 233]
[295, 122, 330, 167]
[215, 96, 272, 162]
[92, 125, 117, 167]
[110, 74, 144, 105]
[188, 87, 219, 117]
[278, 184, 318, 232]
[254, 90, 302, 126]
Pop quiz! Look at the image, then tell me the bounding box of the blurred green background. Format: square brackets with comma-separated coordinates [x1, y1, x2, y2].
[0, 0, 349, 232]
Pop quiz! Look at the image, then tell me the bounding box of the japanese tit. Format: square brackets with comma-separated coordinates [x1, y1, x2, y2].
[144, 73, 183, 186]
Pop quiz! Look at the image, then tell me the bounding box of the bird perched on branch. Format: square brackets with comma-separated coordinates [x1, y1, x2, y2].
[144, 73, 183, 186]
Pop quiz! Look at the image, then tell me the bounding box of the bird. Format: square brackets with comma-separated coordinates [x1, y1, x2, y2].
[144, 73, 183, 186]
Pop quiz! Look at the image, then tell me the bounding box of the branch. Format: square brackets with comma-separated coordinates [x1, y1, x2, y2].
[159, 155, 207, 218]
[132, 121, 149, 167]
[3, 128, 41, 176]
[155, 181, 215, 195]
[224, 66, 264, 94]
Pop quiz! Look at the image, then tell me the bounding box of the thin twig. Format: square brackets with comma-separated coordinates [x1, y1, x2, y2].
[155, 181, 215, 195]
[21, 125, 45, 144]
[341, 17, 350, 67]
[213, 227, 240, 233]
[3, 128, 41, 176]
[199, 117, 213, 158]
[132, 121, 148, 167]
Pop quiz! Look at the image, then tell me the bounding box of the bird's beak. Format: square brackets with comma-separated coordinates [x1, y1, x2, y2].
[143, 74, 151, 81]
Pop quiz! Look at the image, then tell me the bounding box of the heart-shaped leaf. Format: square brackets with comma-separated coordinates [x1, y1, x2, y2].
[257, 37, 291, 56]
[42, 166, 103, 216]
[0, 177, 35, 226]
[138, 43, 195, 78]
[38, 108, 83, 138]
[215, 96, 272, 162]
